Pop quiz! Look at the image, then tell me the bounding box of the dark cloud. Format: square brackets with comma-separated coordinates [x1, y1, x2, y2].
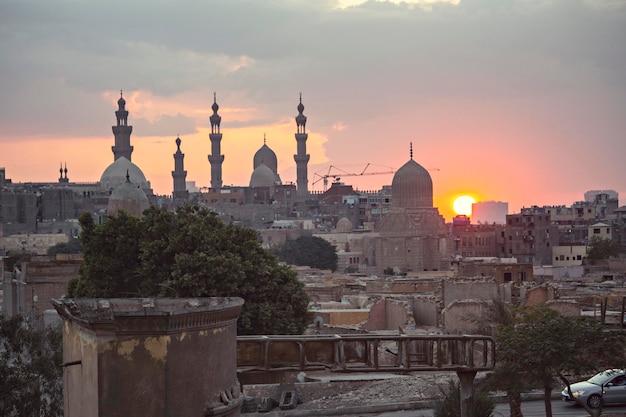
[0, 0, 624, 153]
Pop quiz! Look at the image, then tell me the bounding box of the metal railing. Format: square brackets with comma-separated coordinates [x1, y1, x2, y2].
[237, 334, 495, 374]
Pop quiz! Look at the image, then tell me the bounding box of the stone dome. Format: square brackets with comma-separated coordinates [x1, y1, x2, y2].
[253, 144, 278, 175]
[336, 217, 353, 233]
[250, 163, 276, 188]
[391, 159, 433, 208]
[107, 178, 150, 217]
[100, 157, 149, 192]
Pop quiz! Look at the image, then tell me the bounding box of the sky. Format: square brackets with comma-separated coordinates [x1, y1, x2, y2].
[1, 0, 625, 222]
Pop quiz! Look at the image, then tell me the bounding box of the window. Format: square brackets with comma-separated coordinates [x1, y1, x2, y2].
[504, 272, 512, 282]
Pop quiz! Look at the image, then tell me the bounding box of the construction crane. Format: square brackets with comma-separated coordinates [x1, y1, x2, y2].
[312, 163, 395, 192]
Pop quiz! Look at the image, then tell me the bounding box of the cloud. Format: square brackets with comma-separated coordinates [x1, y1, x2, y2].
[0, 0, 625, 211]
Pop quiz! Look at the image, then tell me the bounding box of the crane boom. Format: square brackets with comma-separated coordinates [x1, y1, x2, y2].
[312, 163, 395, 191]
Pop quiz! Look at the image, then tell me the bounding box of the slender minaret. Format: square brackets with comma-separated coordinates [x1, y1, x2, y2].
[111, 90, 134, 161]
[58, 162, 69, 183]
[208, 93, 224, 189]
[172, 137, 188, 204]
[294, 93, 310, 197]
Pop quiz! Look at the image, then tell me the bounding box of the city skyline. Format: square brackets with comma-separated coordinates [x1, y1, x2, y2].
[1, 0, 625, 222]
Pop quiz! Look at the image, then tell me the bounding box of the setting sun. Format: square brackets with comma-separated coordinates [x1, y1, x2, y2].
[453, 195, 476, 216]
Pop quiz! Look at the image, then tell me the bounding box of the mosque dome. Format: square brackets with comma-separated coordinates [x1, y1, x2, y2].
[100, 157, 149, 192]
[250, 163, 276, 188]
[107, 177, 150, 217]
[391, 159, 433, 208]
[336, 217, 353, 233]
[253, 143, 278, 175]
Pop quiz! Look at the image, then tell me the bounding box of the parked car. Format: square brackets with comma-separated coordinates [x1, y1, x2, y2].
[562, 369, 626, 408]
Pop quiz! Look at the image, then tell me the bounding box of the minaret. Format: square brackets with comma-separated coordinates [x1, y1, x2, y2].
[58, 162, 69, 183]
[208, 93, 224, 189]
[172, 137, 189, 204]
[294, 93, 310, 197]
[111, 90, 134, 161]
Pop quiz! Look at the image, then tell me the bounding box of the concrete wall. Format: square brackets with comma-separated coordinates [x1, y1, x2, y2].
[54, 298, 244, 417]
[522, 286, 555, 306]
[442, 280, 500, 308]
[412, 297, 439, 327]
[362, 298, 413, 331]
[442, 300, 490, 334]
[546, 300, 581, 317]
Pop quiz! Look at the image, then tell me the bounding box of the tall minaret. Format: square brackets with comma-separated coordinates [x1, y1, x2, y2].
[112, 90, 134, 161]
[208, 93, 224, 189]
[294, 93, 310, 197]
[172, 137, 188, 204]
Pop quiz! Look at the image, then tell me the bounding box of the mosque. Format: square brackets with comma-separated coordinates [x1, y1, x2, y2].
[0, 91, 453, 273]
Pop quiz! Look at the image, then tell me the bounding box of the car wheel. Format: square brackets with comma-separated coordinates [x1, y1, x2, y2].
[587, 394, 603, 409]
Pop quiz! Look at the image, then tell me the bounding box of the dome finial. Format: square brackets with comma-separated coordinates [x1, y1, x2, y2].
[410, 142, 413, 160]
[263, 133, 266, 145]
[126, 169, 130, 183]
[213, 91, 216, 103]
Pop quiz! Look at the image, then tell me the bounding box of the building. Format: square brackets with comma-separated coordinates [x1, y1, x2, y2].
[53, 297, 244, 417]
[471, 201, 508, 224]
[375, 145, 451, 274]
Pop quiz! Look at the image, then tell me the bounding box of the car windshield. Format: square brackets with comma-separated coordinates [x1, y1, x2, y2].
[588, 370, 623, 385]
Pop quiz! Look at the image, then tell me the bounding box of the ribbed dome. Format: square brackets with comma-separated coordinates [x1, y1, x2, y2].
[100, 157, 149, 192]
[107, 179, 150, 217]
[253, 144, 278, 175]
[391, 159, 433, 208]
[250, 163, 276, 188]
[336, 217, 353, 233]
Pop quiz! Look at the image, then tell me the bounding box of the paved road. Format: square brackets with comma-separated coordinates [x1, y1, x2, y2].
[364, 399, 626, 417]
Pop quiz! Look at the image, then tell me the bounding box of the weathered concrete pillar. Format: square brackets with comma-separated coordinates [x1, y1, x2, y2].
[457, 370, 477, 417]
[53, 297, 244, 417]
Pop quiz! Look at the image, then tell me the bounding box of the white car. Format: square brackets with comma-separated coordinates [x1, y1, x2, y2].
[561, 369, 626, 408]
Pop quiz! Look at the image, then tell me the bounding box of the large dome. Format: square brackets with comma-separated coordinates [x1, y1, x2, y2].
[253, 144, 278, 175]
[100, 157, 149, 192]
[250, 163, 276, 188]
[391, 159, 433, 208]
[107, 179, 150, 217]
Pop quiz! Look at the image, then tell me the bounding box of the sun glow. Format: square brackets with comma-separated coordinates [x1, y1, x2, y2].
[453, 195, 476, 216]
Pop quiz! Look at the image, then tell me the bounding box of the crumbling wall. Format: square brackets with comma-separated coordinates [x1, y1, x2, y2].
[441, 300, 491, 334]
[442, 279, 499, 308]
[411, 296, 438, 327]
[546, 299, 581, 317]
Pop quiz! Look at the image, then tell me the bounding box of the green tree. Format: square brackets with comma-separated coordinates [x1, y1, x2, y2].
[275, 235, 338, 272]
[46, 237, 82, 255]
[69, 206, 309, 335]
[0, 314, 63, 417]
[587, 235, 621, 264]
[493, 305, 626, 417]
[69, 211, 144, 297]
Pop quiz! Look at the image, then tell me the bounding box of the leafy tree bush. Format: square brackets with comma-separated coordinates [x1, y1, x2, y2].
[432, 378, 494, 417]
[0, 314, 63, 417]
[492, 304, 626, 417]
[46, 238, 82, 255]
[275, 235, 338, 271]
[68, 206, 309, 335]
[587, 236, 621, 264]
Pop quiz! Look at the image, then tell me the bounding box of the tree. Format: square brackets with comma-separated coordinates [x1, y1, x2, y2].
[493, 304, 626, 417]
[69, 206, 310, 335]
[275, 235, 338, 272]
[587, 236, 621, 264]
[46, 238, 82, 255]
[0, 314, 63, 417]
